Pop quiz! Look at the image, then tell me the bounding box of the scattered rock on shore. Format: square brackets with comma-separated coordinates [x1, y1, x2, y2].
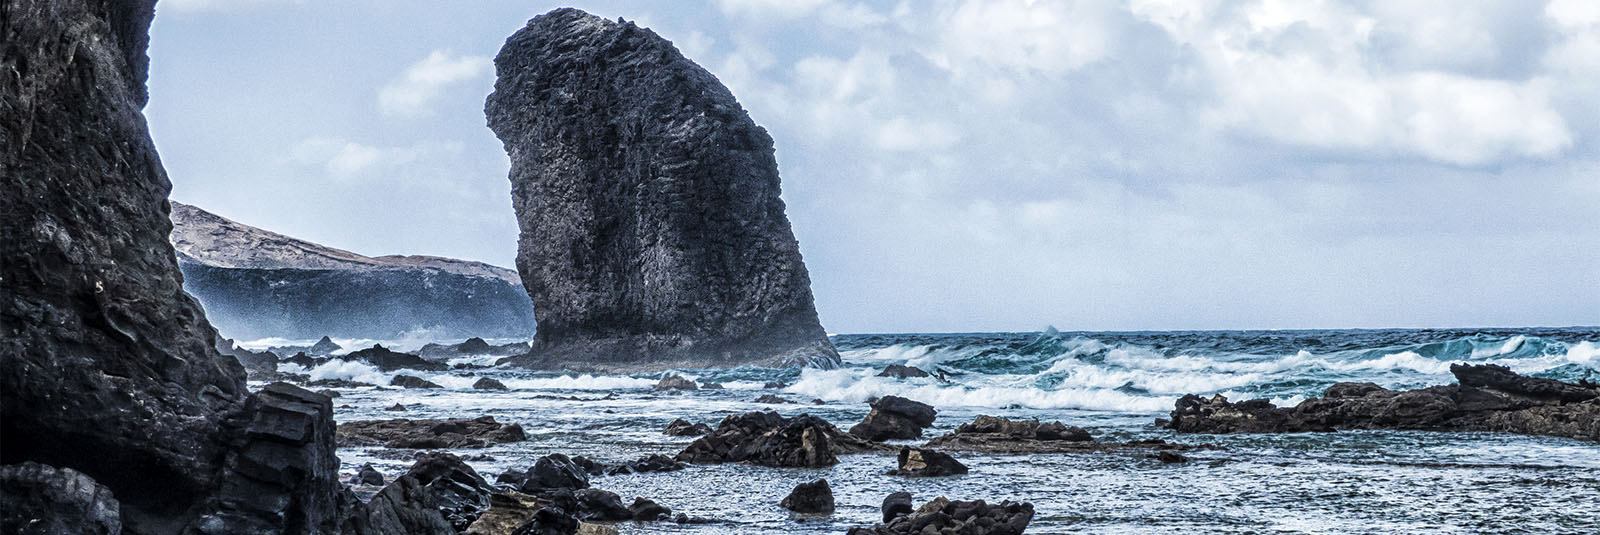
[676, 411, 889, 468]
[654, 375, 699, 391]
[847, 497, 1034, 535]
[888, 447, 969, 477]
[756, 394, 794, 404]
[352, 463, 386, 486]
[474, 377, 509, 390]
[664, 419, 714, 436]
[338, 416, 527, 449]
[881, 492, 914, 523]
[781, 479, 836, 514]
[924, 416, 1099, 454]
[878, 365, 931, 378]
[392, 375, 444, 389]
[1166, 363, 1600, 440]
[850, 396, 938, 440]
[343, 452, 495, 534]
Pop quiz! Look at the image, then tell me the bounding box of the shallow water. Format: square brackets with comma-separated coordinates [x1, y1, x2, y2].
[262, 328, 1600, 533]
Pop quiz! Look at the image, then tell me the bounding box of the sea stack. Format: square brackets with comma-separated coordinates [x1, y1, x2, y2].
[485, 8, 839, 370]
[1, 1, 343, 532]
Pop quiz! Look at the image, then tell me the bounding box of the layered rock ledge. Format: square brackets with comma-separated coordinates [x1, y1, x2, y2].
[485, 7, 838, 371]
[1165, 363, 1600, 440]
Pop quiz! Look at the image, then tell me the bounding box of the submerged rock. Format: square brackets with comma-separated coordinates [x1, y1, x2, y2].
[755, 394, 795, 404]
[877, 365, 931, 379]
[338, 416, 527, 449]
[888, 447, 969, 477]
[474, 377, 510, 390]
[392, 375, 444, 389]
[676, 411, 889, 468]
[780, 479, 835, 514]
[486, 8, 839, 371]
[847, 497, 1034, 535]
[1166, 364, 1600, 440]
[849, 396, 938, 441]
[664, 419, 714, 437]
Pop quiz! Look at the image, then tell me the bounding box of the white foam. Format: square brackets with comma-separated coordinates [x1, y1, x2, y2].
[1471, 335, 1527, 359]
[300, 359, 390, 385]
[784, 368, 1173, 412]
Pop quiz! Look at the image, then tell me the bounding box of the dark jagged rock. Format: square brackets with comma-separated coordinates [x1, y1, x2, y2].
[849, 396, 937, 441]
[629, 497, 672, 521]
[653, 375, 698, 391]
[475, 377, 511, 390]
[170, 201, 536, 341]
[755, 394, 795, 404]
[1165, 364, 1600, 440]
[339, 416, 527, 449]
[350, 344, 449, 372]
[888, 447, 969, 477]
[571, 488, 631, 520]
[763, 382, 789, 389]
[1154, 451, 1189, 464]
[0, 462, 122, 535]
[882, 492, 914, 523]
[847, 497, 1034, 535]
[209, 382, 344, 533]
[387, 403, 409, 412]
[524, 454, 590, 491]
[464, 491, 544, 535]
[392, 375, 444, 389]
[283, 351, 325, 369]
[924, 416, 1190, 455]
[486, 8, 839, 371]
[353, 464, 386, 487]
[1, 4, 351, 529]
[266, 335, 344, 358]
[578, 454, 686, 476]
[878, 365, 931, 379]
[676, 411, 890, 468]
[780, 479, 835, 514]
[405, 453, 496, 531]
[664, 419, 713, 437]
[216, 337, 281, 380]
[343, 452, 496, 534]
[420, 338, 530, 360]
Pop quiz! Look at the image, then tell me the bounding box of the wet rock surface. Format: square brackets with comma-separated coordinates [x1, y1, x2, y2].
[663, 419, 713, 437]
[474, 377, 510, 390]
[1166, 364, 1600, 440]
[923, 416, 1204, 456]
[675, 411, 890, 468]
[888, 447, 970, 477]
[780, 479, 835, 514]
[848, 496, 1035, 535]
[881, 492, 914, 523]
[877, 365, 931, 379]
[486, 7, 838, 371]
[339, 416, 528, 449]
[653, 375, 698, 391]
[850, 396, 938, 441]
[342, 453, 495, 535]
[0, 462, 122, 535]
[392, 375, 445, 389]
[419, 338, 530, 360]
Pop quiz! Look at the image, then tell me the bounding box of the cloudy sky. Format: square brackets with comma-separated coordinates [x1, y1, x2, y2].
[147, 0, 1599, 333]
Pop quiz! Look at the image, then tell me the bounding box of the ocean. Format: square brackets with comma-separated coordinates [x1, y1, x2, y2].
[252, 327, 1600, 533]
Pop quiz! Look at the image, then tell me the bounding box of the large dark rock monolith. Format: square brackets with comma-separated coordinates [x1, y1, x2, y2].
[485, 8, 838, 371]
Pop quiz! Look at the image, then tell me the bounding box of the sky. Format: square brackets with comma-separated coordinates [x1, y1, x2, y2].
[146, 0, 1600, 333]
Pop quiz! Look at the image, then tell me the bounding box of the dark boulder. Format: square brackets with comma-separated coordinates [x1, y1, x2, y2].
[663, 419, 713, 436]
[0, 462, 122, 535]
[780, 479, 835, 514]
[486, 8, 839, 371]
[849, 396, 937, 441]
[924, 416, 1104, 454]
[309, 336, 343, 355]
[283, 351, 326, 369]
[755, 394, 795, 404]
[474, 377, 510, 390]
[525, 454, 590, 491]
[419, 338, 530, 360]
[601, 454, 686, 475]
[654, 375, 698, 391]
[878, 365, 931, 379]
[211, 383, 345, 533]
[386, 403, 409, 412]
[888, 447, 969, 477]
[572, 488, 631, 521]
[676, 411, 888, 468]
[391, 375, 444, 389]
[882, 492, 914, 523]
[342, 452, 494, 535]
[338, 416, 527, 449]
[629, 497, 672, 521]
[353, 464, 385, 487]
[847, 497, 1034, 535]
[1452, 363, 1598, 402]
[349, 345, 448, 372]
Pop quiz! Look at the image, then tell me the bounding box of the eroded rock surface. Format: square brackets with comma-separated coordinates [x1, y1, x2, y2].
[780, 479, 835, 514]
[676, 411, 889, 468]
[338, 416, 527, 449]
[0, 462, 122, 535]
[486, 8, 837, 371]
[849, 396, 937, 441]
[888, 447, 969, 477]
[1166, 364, 1600, 440]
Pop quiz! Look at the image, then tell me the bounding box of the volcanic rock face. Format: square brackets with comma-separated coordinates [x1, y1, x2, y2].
[1166, 364, 1600, 440]
[1, 1, 341, 532]
[485, 8, 838, 370]
[170, 201, 536, 340]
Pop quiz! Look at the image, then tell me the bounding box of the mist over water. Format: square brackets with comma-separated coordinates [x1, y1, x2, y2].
[264, 327, 1600, 533]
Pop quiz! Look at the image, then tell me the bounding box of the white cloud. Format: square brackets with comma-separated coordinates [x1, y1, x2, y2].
[290, 137, 463, 180]
[377, 51, 490, 118]
[930, 0, 1120, 75]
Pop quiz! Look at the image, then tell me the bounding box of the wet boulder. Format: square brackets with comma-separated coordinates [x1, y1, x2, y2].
[346, 344, 449, 372]
[924, 416, 1099, 454]
[663, 419, 713, 436]
[392, 375, 444, 389]
[474, 377, 510, 390]
[525, 454, 590, 491]
[353, 464, 386, 486]
[675, 411, 887, 468]
[881, 492, 914, 523]
[654, 375, 698, 391]
[846, 497, 1034, 535]
[849, 396, 938, 441]
[780, 479, 835, 514]
[755, 394, 794, 404]
[877, 365, 930, 379]
[887, 447, 969, 477]
[0, 462, 122, 535]
[338, 416, 527, 449]
[629, 497, 672, 521]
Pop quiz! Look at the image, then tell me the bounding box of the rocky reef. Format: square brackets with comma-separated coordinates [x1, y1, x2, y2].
[1165, 364, 1600, 440]
[485, 8, 837, 371]
[847, 496, 1034, 535]
[170, 201, 536, 340]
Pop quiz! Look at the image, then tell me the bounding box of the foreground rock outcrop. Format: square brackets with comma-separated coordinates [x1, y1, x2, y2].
[850, 396, 938, 440]
[1166, 364, 1600, 440]
[676, 411, 889, 467]
[170, 201, 536, 340]
[2, 2, 350, 532]
[486, 8, 838, 371]
[847, 496, 1034, 535]
[926, 416, 1207, 459]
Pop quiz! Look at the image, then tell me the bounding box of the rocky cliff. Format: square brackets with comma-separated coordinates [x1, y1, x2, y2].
[485, 8, 838, 370]
[170, 201, 536, 340]
[1, 1, 344, 532]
